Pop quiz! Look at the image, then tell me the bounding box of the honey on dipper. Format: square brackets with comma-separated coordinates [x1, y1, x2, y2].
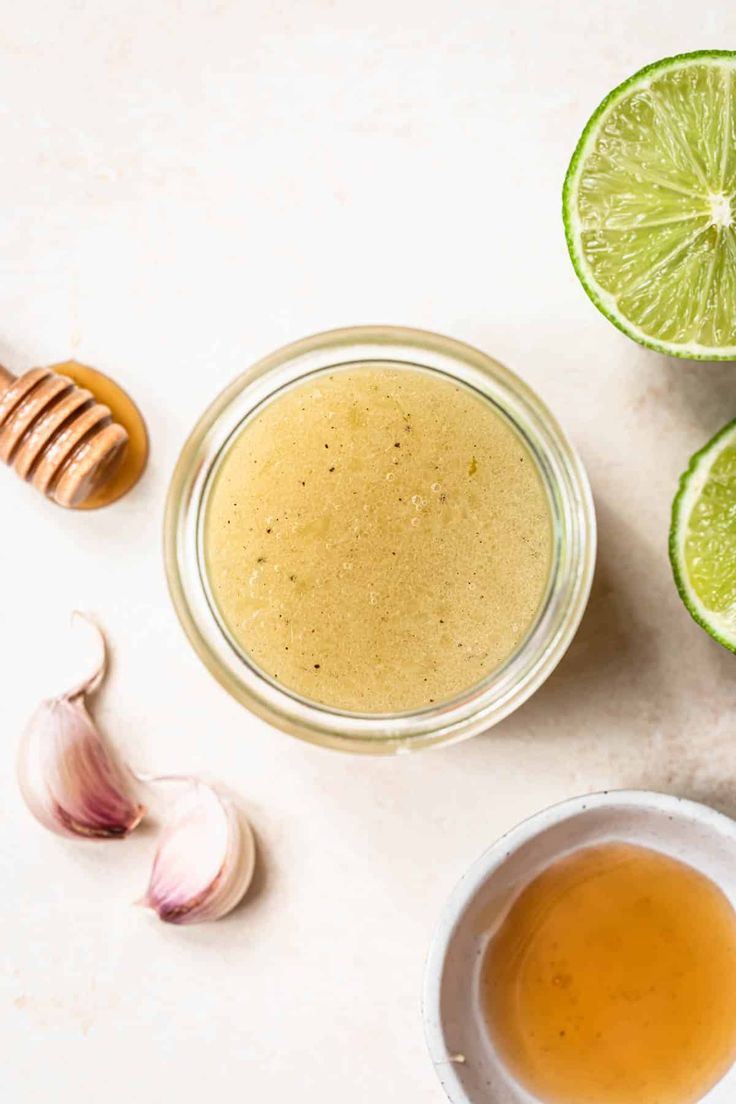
[0, 360, 147, 508]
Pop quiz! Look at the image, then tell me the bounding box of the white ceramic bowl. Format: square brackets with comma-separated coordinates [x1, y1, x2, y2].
[423, 790, 736, 1104]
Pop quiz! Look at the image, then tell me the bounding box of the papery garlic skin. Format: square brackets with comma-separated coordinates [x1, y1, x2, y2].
[17, 616, 145, 839]
[141, 782, 255, 924]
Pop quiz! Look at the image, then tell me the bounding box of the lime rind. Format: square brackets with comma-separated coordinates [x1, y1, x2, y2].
[563, 50, 736, 360]
[670, 418, 736, 651]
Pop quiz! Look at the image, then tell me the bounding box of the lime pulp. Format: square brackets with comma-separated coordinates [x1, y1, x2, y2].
[670, 419, 736, 650]
[564, 52, 736, 359]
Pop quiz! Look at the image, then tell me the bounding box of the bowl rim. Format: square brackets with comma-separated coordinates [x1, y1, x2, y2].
[422, 788, 736, 1104]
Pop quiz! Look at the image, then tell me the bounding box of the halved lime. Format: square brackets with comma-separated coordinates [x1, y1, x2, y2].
[670, 420, 736, 650]
[564, 51, 736, 359]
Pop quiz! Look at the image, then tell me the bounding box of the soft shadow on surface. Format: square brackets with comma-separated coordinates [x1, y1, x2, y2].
[490, 495, 661, 742]
[635, 353, 736, 437]
[128, 814, 159, 840]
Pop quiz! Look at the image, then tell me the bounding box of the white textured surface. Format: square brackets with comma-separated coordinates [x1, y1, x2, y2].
[1, 4, 736, 1103]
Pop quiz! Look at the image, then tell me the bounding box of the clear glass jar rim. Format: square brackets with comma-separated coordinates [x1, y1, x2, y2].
[164, 325, 596, 754]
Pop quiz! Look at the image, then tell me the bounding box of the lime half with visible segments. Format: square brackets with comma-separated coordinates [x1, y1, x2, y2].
[670, 420, 736, 650]
[564, 51, 736, 359]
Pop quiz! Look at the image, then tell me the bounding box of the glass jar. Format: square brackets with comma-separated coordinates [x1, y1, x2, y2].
[164, 326, 595, 754]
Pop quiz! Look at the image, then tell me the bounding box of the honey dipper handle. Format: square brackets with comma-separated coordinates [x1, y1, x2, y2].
[0, 364, 129, 507]
[0, 365, 15, 391]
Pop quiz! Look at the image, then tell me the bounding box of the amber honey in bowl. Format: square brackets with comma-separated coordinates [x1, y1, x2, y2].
[481, 842, 736, 1104]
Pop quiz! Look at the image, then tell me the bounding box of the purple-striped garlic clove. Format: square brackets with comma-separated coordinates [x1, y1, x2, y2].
[140, 782, 255, 924]
[17, 615, 145, 839]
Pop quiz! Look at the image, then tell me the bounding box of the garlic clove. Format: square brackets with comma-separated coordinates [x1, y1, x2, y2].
[141, 782, 255, 924]
[17, 615, 145, 839]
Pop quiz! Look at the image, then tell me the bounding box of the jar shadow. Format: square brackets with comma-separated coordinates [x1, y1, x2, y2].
[593, 348, 736, 802]
[488, 495, 661, 743]
[633, 351, 736, 439]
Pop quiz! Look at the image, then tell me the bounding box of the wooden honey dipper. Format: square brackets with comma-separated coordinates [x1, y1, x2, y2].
[0, 362, 131, 508]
